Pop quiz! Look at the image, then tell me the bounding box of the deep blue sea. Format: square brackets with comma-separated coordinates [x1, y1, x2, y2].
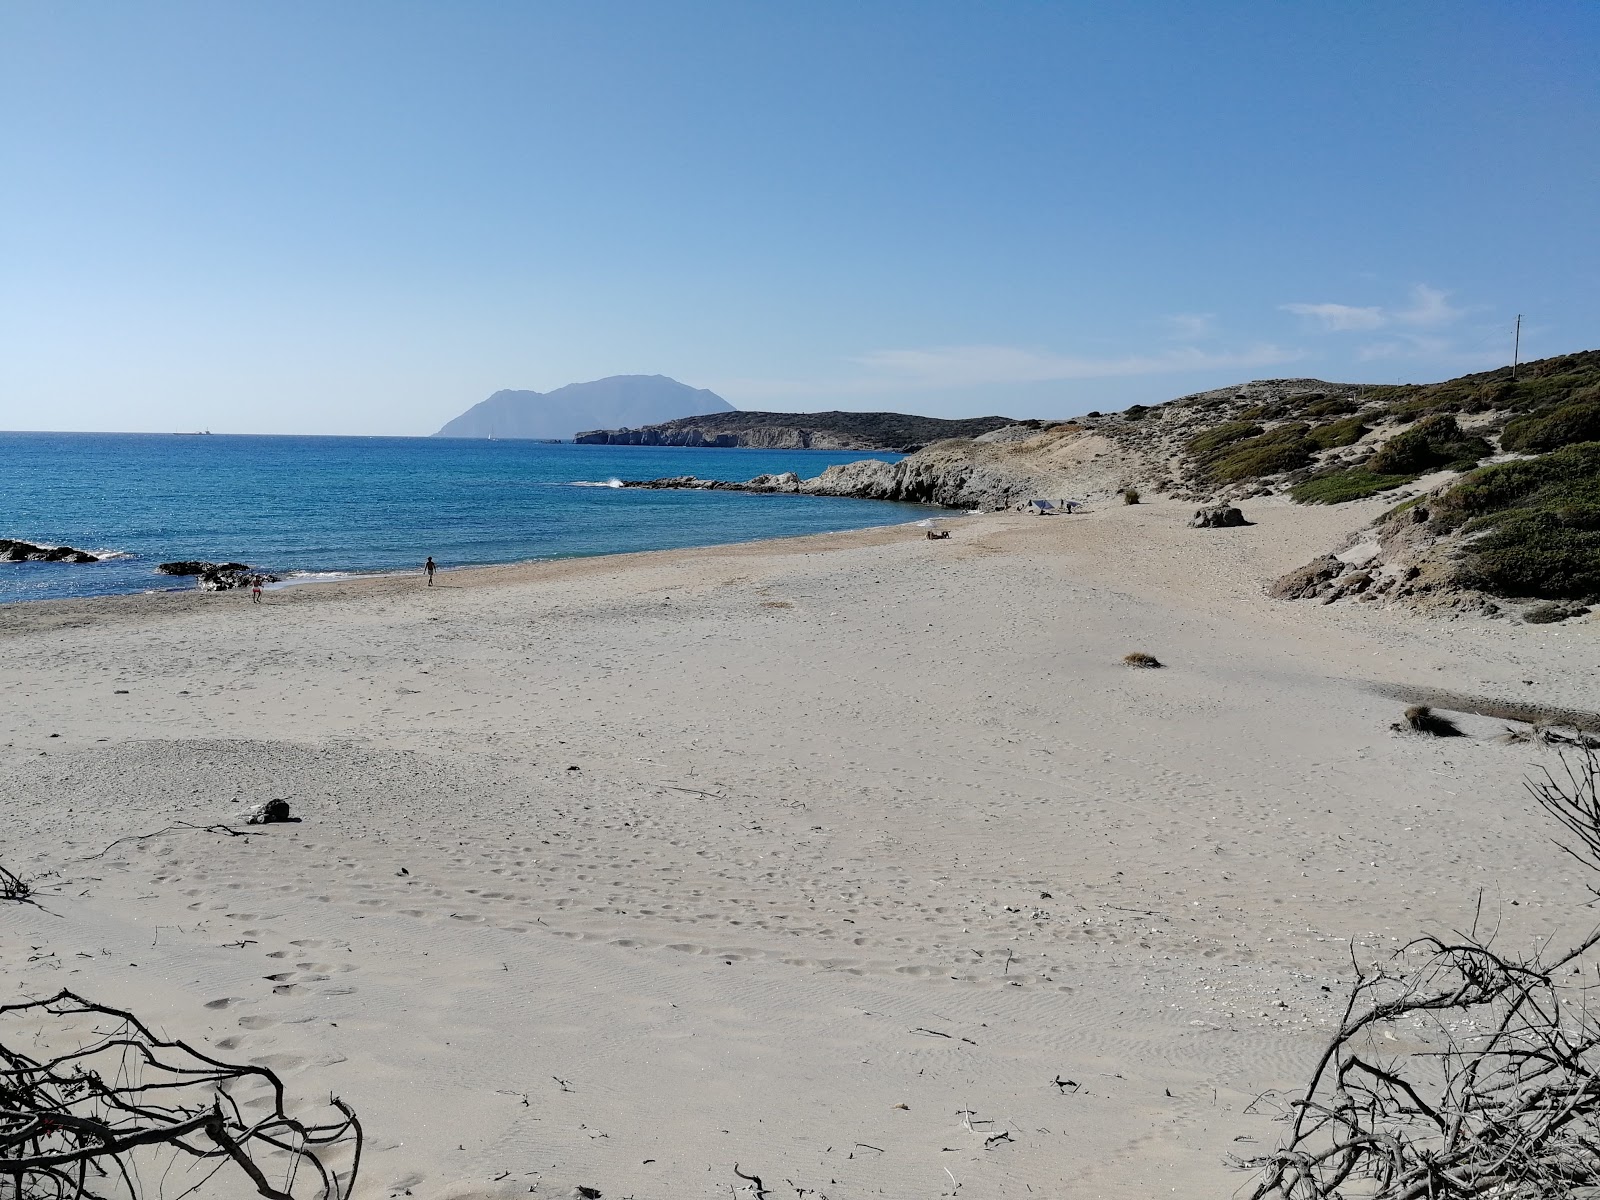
[0, 433, 937, 605]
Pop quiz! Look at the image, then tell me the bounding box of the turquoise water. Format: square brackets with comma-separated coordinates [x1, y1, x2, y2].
[0, 433, 934, 604]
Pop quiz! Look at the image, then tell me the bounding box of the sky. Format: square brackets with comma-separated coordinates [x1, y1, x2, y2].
[2, 2, 1597, 435]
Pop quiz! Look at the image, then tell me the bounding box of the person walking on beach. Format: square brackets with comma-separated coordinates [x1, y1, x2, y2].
[424, 556, 436, 586]
[250, 575, 263, 604]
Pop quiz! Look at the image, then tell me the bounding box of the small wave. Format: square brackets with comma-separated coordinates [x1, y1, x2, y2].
[569, 478, 625, 488]
[281, 570, 352, 582]
[89, 548, 133, 560]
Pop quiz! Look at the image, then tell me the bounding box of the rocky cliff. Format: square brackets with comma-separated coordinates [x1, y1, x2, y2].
[625, 422, 1152, 510]
[576, 410, 1021, 452]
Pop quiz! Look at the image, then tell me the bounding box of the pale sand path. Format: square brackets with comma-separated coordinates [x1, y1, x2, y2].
[2, 496, 1596, 1198]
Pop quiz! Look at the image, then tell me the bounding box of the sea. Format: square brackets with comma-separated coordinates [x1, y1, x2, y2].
[0, 432, 943, 605]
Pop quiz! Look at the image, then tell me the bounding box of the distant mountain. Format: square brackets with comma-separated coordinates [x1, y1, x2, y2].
[433, 375, 734, 440]
[574, 410, 1021, 452]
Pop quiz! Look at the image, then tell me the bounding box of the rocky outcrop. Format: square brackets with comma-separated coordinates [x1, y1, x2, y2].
[157, 561, 278, 591]
[1, 539, 99, 563]
[157, 560, 246, 575]
[625, 456, 1040, 510]
[1270, 554, 1347, 600]
[1189, 506, 1249, 528]
[577, 411, 1021, 452]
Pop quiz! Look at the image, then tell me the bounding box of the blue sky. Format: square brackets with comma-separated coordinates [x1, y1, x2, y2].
[3, 2, 1596, 434]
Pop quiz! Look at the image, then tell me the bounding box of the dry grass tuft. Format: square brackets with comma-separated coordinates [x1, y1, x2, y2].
[1403, 704, 1463, 737]
[1122, 652, 1162, 668]
[1122, 487, 1141, 505]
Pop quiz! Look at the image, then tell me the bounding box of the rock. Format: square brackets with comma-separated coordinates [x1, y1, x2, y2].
[246, 799, 292, 824]
[1270, 554, 1347, 600]
[1, 538, 100, 563]
[1525, 602, 1591, 625]
[744, 472, 801, 493]
[1322, 570, 1373, 603]
[156, 561, 274, 590]
[1190, 505, 1248, 528]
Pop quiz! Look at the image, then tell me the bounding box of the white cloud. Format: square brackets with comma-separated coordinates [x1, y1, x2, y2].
[1281, 302, 1386, 331]
[1394, 284, 1461, 328]
[1166, 313, 1216, 341]
[718, 341, 1300, 402]
[1283, 284, 1464, 334]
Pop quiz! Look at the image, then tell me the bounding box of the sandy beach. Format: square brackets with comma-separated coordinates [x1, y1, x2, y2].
[4, 496, 1597, 1199]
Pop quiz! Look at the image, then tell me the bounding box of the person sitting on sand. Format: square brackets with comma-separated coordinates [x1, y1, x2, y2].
[424, 556, 436, 586]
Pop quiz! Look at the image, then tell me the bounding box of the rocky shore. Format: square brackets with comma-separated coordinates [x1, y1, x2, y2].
[1, 538, 99, 563]
[624, 424, 1133, 510]
[157, 560, 278, 590]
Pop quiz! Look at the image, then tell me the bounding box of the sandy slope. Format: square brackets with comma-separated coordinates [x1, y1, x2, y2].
[2, 496, 1596, 1199]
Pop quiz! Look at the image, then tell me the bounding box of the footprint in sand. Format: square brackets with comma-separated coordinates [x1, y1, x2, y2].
[237, 1015, 276, 1030]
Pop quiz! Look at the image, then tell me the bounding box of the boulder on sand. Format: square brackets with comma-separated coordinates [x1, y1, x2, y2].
[1190, 506, 1249, 528]
[1270, 554, 1347, 600]
[246, 799, 294, 824]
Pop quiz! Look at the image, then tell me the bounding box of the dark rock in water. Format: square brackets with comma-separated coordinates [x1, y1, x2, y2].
[1190, 505, 1249, 528]
[157, 560, 248, 576]
[1270, 554, 1347, 600]
[157, 560, 273, 590]
[1, 539, 100, 563]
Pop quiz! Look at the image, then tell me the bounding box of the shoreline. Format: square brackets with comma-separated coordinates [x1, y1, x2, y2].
[0, 514, 956, 634]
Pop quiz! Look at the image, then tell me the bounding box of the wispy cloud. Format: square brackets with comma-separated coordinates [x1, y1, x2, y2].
[718, 341, 1300, 402]
[1165, 312, 1216, 341]
[1281, 302, 1385, 332]
[1282, 284, 1463, 334]
[1393, 284, 1461, 328]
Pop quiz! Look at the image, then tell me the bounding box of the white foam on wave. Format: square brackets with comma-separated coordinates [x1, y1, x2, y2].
[569, 477, 625, 488]
[267, 570, 354, 590]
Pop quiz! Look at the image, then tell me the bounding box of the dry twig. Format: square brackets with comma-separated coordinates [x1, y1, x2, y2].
[0, 989, 361, 1199]
[1238, 750, 1600, 1198]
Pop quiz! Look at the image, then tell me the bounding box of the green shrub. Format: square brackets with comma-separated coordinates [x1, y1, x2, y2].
[1290, 469, 1416, 504]
[1204, 424, 1316, 483]
[1433, 442, 1600, 600]
[1499, 395, 1600, 453]
[1123, 404, 1149, 421]
[1306, 416, 1370, 450]
[1432, 442, 1600, 531]
[1368, 414, 1491, 475]
[1186, 421, 1262, 457]
[1303, 396, 1358, 417]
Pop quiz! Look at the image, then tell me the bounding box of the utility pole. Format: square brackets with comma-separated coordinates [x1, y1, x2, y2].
[1512, 314, 1522, 380]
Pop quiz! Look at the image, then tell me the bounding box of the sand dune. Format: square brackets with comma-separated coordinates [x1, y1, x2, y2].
[3, 495, 1596, 1198]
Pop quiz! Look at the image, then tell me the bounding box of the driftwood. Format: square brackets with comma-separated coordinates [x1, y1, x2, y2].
[0, 864, 30, 904]
[0, 989, 361, 1199]
[1239, 749, 1600, 1198]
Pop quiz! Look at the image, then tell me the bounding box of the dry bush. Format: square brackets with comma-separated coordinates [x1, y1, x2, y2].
[0, 863, 30, 903]
[1122, 652, 1162, 668]
[1239, 749, 1600, 1199]
[1404, 704, 1463, 736]
[0, 990, 361, 1199]
[1123, 488, 1141, 505]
